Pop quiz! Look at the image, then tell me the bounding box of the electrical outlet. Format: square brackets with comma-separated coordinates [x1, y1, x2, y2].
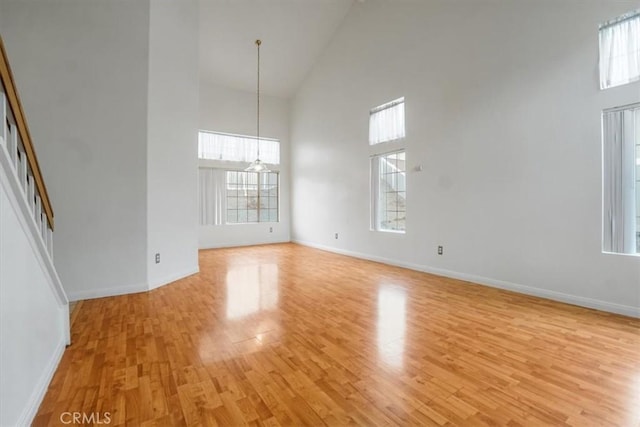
[437, 246, 443, 255]
[155, 253, 160, 264]
[335, 233, 339, 239]
[269, 226, 273, 233]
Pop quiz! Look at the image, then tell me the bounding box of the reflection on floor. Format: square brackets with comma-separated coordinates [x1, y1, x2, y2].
[377, 285, 406, 370]
[34, 243, 640, 426]
[225, 264, 279, 320]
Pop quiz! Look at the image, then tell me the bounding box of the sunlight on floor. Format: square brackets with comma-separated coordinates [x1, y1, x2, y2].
[377, 284, 407, 370]
[225, 263, 279, 319]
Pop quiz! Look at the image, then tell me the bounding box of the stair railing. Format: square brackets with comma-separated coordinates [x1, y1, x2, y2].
[0, 36, 55, 257]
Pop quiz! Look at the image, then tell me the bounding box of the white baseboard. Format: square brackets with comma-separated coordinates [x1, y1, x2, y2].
[17, 337, 66, 426]
[67, 266, 202, 301]
[66, 281, 148, 302]
[293, 239, 640, 318]
[148, 266, 199, 290]
[199, 239, 290, 250]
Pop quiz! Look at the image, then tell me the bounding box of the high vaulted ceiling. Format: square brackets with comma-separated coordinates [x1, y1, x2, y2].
[198, 0, 354, 99]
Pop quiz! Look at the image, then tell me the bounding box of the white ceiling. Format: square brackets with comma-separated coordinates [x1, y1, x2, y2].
[198, 0, 354, 99]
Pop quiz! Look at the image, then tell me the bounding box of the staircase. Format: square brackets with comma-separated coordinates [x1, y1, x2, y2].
[0, 35, 70, 426]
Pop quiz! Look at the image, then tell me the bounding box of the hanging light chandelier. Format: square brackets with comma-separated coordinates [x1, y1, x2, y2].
[245, 39, 270, 173]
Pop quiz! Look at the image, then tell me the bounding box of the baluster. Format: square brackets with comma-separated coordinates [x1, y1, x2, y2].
[18, 151, 27, 191]
[47, 228, 53, 258]
[35, 194, 42, 230]
[0, 92, 5, 148]
[41, 212, 47, 243]
[27, 175, 35, 212]
[9, 123, 17, 168]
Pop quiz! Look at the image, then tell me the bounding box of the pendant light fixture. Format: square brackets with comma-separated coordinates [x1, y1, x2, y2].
[245, 39, 270, 173]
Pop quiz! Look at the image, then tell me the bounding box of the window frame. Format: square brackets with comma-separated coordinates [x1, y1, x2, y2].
[371, 149, 407, 234]
[225, 170, 279, 225]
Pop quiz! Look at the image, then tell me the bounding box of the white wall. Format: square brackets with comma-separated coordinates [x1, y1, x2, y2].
[1, 0, 202, 299]
[291, 0, 640, 316]
[0, 157, 67, 426]
[147, 0, 200, 289]
[198, 81, 291, 248]
[1, 0, 151, 300]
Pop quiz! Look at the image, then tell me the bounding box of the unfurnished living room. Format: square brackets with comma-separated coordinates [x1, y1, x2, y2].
[0, 0, 639, 426]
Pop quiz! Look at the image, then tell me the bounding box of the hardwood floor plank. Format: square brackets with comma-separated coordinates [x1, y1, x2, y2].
[33, 243, 640, 426]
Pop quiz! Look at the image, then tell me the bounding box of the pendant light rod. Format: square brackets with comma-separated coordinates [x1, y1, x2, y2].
[256, 39, 261, 160]
[245, 39, 270, 173]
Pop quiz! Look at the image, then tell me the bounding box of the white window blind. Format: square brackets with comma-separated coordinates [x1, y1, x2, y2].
[198, 168, 226, 226]
[369, 97, 405, 145]
[198, 131, 280, 165]
[599, 10, 640, 89]
[602, 105, 640, 254]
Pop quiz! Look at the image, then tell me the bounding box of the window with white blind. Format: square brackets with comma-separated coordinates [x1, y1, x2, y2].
[599, 10, 640, 89]
[198, 169, 279, 225]
[198, 131, 280, 165]
[369, 97, 405, 145]
[602, 104, 640, 255]
[198, 130, 280, 226]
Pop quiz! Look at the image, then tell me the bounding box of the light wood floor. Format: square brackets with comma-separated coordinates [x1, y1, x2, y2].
[35, 243, 640, 426]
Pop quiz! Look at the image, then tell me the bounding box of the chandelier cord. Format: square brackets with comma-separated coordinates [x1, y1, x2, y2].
[256, 39, 261, 160]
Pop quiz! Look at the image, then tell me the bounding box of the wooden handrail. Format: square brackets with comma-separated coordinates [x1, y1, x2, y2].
[0, 36, 54, 230]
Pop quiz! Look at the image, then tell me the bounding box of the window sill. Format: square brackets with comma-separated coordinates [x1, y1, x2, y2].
[371, 229, 406, 234]
[601, 251, 640, 257]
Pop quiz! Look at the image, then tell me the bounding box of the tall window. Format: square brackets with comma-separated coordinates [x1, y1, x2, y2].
[226, 171, 279, 223]
[372, 151, 406, 232]
[198, 131, 280, 225]
[369, 97, 407, 232]
[369, 97, 405, 144]
[599, 10, 640, 89]
[602, 104, 640, 254]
